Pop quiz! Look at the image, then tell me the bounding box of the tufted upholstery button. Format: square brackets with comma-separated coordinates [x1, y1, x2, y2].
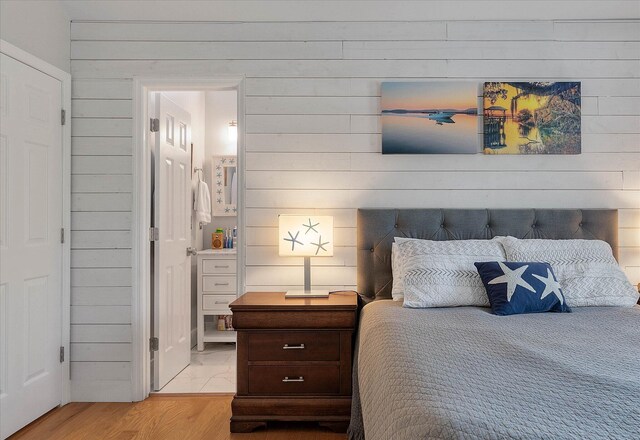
[531, 224, 537, 228]
[579, 223, 583, 227]
[370, 247, 374, 252]
[486, 224, 490, 229]
[440, 223, 444, 228]
[394, 224, 398, 228]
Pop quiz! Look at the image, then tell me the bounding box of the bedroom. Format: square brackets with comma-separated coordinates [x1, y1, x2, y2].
[0, 0, 638, 439]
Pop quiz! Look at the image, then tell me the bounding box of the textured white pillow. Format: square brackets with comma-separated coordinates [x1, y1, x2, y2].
[496, 236, 639, 307]
[391, 242, 399, 299]
[402, 258, 491, 308]
[391, 237, 506, 302]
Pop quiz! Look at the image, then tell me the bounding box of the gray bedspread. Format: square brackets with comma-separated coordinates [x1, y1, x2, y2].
[348, 301, 640, 440]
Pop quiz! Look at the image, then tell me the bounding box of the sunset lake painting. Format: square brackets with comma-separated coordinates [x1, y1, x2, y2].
[483, 82, 581, 154]
[381, 82, 479, 154]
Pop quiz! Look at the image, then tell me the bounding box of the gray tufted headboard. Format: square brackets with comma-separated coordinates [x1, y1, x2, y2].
[357, 209, 618, 302]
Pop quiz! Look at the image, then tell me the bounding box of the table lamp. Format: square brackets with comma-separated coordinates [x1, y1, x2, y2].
[278, 215, 334, 298]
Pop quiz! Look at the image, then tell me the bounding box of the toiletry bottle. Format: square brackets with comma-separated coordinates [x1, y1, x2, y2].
[232, 226, 237, 249]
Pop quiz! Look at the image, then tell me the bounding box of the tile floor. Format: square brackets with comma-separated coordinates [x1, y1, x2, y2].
[155, 343, 236, 393]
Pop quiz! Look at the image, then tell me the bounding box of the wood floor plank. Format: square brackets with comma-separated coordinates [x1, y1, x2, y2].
[10, 395, 347, 440]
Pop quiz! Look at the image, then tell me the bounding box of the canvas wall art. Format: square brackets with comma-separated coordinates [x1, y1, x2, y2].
[483, 82, 581, 154]
[381, 82, 479, 154]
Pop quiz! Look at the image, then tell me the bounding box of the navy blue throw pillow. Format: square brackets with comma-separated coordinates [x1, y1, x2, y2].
[474, 261, 571, 316]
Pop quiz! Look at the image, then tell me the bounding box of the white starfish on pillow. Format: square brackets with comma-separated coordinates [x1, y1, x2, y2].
[532, 268, 564, 304]
[488, 262, 536, 302]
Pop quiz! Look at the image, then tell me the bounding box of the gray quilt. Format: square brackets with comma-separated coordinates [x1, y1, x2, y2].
[348, 301, 640, 440]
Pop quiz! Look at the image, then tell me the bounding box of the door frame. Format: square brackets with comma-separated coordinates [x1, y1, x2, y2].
[0, 39, 72, 405]
[132, 77, 246, 400]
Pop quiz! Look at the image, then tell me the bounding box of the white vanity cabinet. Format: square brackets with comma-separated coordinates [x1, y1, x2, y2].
[196, 249, 237, 350]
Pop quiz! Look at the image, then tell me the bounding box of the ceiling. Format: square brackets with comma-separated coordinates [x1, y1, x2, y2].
[59, 1, 640, 22]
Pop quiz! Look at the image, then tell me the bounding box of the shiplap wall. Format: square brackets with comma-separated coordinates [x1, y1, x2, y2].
[69, 12, 640, 401]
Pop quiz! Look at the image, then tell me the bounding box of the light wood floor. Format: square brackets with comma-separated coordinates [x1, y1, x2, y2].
[10, 394, 348, 440]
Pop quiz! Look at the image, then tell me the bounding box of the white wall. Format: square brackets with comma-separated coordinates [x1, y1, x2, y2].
[203, 90, 238, 247]
[69, 4, 640, 401]
[0, 0, 70, 72]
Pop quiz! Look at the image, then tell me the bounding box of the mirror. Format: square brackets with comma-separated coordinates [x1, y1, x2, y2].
[212, 155, 237, 216]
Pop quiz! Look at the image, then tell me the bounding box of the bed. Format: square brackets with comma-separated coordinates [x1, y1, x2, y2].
[348, 209, 640, 440]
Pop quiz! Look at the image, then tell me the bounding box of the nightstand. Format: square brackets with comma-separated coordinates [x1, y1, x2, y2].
[229, 291, 358, 433]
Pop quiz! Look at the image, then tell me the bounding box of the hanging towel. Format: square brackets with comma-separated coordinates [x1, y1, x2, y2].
[194, 178, 212, 224]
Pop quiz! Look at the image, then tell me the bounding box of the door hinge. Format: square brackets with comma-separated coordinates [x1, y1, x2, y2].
[149, 227, 159, 242]
[59, 346, 65, 363]
[149, 337, 159, 352]
[150, 118, 159, 132]
[61, 109, 66, 126]
[60, 228, 65, 244]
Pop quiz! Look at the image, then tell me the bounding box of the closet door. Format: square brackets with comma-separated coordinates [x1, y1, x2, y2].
[0, 53, 63, 438]
[152, 93, 192, 390]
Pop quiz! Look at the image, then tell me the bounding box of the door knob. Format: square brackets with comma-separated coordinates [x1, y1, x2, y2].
[186, 247, 197, 256]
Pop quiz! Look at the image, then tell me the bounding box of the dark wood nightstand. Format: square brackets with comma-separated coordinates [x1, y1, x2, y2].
[229, 291, 358, 433]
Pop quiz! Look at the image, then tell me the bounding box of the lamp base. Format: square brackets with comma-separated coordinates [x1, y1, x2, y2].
[285, 290, 330, 298]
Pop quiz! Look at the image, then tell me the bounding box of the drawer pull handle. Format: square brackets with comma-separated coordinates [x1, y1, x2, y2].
[214, 265, 229, 268]
[282, 376, 304, 383]
[214, 301, 229, 304]
[282, 343, 305, 350]
[214, 283, 229, 286]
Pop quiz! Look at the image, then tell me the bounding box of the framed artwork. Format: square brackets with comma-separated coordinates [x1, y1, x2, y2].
[483, 82, 581, 154]
[381, 82, 479, 154]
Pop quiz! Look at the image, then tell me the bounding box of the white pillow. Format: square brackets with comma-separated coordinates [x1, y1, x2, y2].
[391, 237, 506, 302]
[496, 236, 639, 307]
[402, 258, 491, 308]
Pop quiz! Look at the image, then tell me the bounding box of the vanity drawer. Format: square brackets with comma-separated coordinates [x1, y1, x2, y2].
[202, 294, 236, 312]
[202, 259, 236, 275]
[248, 331, 340, 362]
[202, 275, 236, 293]
[248, 365, 340, 395]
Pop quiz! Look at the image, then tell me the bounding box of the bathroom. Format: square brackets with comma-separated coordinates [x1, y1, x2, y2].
[149, 88, 239, 393]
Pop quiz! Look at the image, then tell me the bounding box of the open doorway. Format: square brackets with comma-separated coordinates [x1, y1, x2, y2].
[133, 79, 243, 397]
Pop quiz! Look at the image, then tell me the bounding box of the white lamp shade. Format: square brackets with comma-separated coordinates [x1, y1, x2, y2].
[278, 215, 334, 257]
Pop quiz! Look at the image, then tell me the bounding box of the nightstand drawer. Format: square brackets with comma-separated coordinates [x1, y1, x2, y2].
[202, 259, 236, 274]
[202, 275, 236, 292]
[248, 331, 339, 361]
[248, 365, 340, 395]
[233, 310, 356, 329]
[202, 294, 236, 312]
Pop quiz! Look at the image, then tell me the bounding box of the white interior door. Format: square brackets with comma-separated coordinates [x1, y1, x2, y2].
[0, 53, 63, 438]
[152, 93, 192, 390]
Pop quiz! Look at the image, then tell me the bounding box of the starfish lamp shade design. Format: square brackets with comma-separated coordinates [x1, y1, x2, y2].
[279, 215, 334, 298]
[278, 215, 334, 257]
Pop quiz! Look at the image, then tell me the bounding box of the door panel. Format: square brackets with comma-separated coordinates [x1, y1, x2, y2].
[153, 94, 192, 391]
[0, 53, 63, 439]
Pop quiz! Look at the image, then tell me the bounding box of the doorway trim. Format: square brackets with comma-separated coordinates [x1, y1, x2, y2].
[0, 39, 72, 405]
[132, 77, 246, 400]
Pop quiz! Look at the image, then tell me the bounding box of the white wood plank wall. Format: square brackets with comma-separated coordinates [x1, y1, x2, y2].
[69, 11, 640, 401]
